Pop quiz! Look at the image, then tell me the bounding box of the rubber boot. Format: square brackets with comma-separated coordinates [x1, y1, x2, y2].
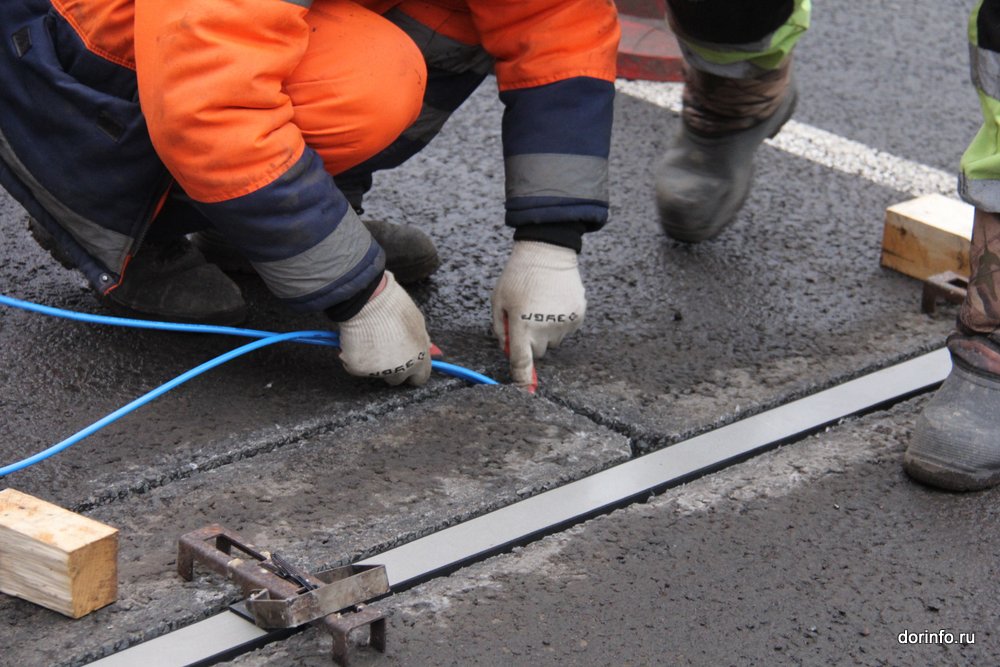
[905, 209, 1000, 490]
[29, 218, 247, 325]
[192, 219, 441, 285]
[655, 59, 796, 243]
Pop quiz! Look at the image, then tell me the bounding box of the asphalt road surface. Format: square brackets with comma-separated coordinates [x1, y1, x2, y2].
[1, 1, 995, 665]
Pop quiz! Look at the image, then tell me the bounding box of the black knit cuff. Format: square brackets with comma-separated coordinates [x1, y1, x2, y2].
[324, 271, 384, 323]
[513, 222, 586, 253]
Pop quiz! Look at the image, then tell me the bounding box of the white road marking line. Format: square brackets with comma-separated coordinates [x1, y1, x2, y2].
[616, 79, 957, 198]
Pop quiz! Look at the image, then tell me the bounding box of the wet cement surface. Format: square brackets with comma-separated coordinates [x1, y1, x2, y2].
[0, 388, 631, 666]
[0, 0, 990, 664]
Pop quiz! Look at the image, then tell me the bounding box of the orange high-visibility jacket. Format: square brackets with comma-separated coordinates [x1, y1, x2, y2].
[0, 0, 619, 312]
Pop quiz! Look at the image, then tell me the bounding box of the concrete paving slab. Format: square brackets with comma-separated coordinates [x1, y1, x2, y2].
[228, 397, 1000, 667]
[0, 387, 630, 666]
[0, 190, 503, 507]
[2, 80, 957, 501]
[541, 91, 957, 452]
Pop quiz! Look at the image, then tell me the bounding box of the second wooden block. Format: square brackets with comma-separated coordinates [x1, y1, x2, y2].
[881, 193, 973, 281]
[0, 488, 118, 618]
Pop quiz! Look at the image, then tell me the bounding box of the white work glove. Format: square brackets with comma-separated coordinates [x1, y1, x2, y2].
[339, 271, 432, 386]
[491, 241, 586, 391]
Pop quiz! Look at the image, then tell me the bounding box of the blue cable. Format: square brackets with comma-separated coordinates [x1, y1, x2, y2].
[0, 294, 339, 346]
[429, 360, 497, 386]
[0, 293, 497, 476]
[0, 331, 328, 477]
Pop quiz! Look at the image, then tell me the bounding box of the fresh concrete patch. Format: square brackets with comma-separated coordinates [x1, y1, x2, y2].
[227, 398, 1000, 667]
[0, 386, 629, 667]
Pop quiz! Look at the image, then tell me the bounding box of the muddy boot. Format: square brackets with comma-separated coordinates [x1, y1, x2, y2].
[192, 219, 440, 285]
[655, 59, 796, 243]
[29, 218, 246, 325]
[905, 209, 1000, 490]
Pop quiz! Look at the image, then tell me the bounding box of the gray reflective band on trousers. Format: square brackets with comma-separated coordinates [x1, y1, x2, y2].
[0, 126, 132, 272]
[971, 43, 1000, 102]
[677, 43, 770, 79]
[384, 7, 494, 75]
[250, 205, 373, 300]
[505, 154, 609, 202]
[667, 14, 780, 79]
[960, 173, 1000, 214]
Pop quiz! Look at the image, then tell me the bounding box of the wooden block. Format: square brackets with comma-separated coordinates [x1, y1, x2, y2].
[881, 194, 974, 281]
[0, 488, 118, 618]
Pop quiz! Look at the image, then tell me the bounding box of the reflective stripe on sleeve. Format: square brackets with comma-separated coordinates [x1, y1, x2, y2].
[505, 153, 608, 202]
[250, 205, 373, 300]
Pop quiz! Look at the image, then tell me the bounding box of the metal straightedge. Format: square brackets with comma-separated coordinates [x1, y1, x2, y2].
[177, 524, 389, 666]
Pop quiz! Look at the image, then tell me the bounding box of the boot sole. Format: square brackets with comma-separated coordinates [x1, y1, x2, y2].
[903, 451, 1000, 492]
[97, 291, 249, 326]
[904, 361, 1000, 491]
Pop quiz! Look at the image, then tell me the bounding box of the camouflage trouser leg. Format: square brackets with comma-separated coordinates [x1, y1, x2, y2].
[961, 210, 1000, 334]
[903, 1, 1000, 491]
[955, 0, 1000, 354]
[664, 0, 809, 133]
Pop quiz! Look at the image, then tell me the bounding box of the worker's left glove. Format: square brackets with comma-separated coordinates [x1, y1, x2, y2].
[491, 241, 586, 392]
[339, 271, 432, 387]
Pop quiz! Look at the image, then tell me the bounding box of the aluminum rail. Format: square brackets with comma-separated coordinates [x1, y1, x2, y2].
[89, 348, 951, 666]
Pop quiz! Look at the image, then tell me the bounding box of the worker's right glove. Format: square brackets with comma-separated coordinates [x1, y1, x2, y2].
[338, 271, 432, 386]
[491, 241, 586, 392]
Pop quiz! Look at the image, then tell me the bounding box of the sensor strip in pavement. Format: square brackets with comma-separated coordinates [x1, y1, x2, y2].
[88, 348, 951, 667]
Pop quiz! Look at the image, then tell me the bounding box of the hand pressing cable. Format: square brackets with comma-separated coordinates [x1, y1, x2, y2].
[491, 241, 586, 392]
[339, 271, 431, 386]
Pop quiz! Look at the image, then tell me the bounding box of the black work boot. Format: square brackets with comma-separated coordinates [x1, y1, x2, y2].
[655, 59, 796, 243]
[192, 219, 441, 285]
[362, 219, 441, 284]
[29, 218, 246, 325]
[905, 209, 1000, 490]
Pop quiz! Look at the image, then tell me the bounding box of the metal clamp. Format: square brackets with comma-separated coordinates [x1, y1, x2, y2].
[245, 565, 389, 629]
[178, 524, 389, 665]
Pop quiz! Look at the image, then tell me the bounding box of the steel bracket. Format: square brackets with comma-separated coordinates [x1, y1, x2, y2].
[177, 524, 389, 665]
[922, 271, 968, 314]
